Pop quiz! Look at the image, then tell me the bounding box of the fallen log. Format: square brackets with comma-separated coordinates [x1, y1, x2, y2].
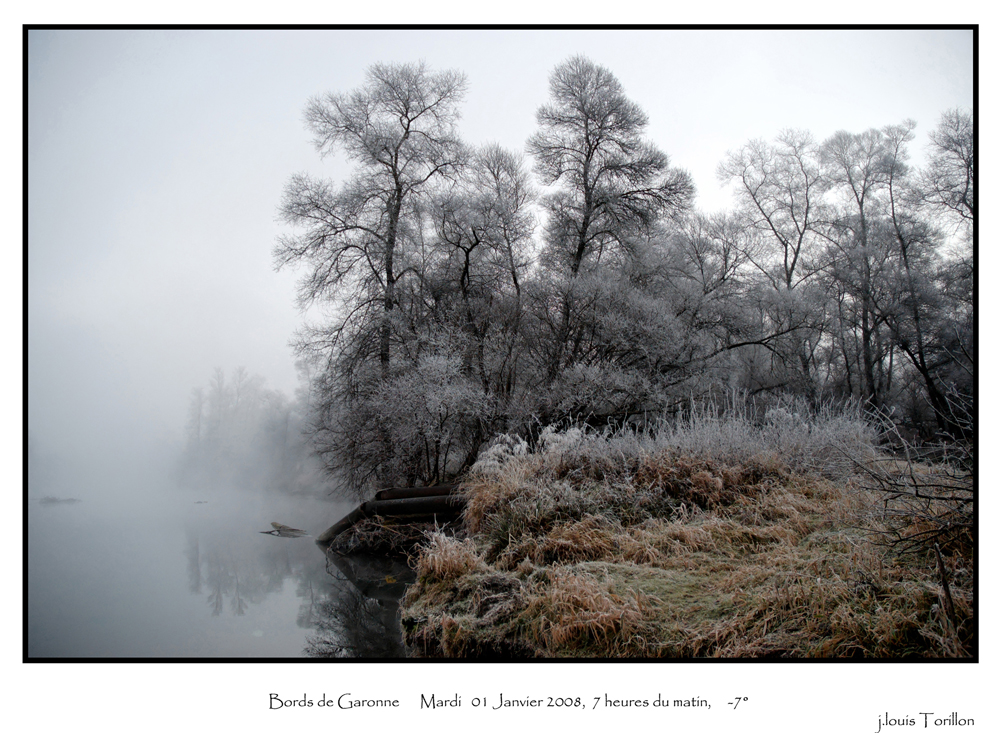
[370, 495, 464, 516]
[316, 491, 466, 545]
[374, 484, 457, 501]
[317, 506, 368, 545]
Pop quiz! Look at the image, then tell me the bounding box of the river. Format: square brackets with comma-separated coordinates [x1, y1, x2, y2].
[27, 473, 414, 659]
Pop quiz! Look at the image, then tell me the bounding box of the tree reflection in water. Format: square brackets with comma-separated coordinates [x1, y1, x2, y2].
[304, 552, 414, 658]
[186, 528, 299, 618]
[182, 524, 414, 657]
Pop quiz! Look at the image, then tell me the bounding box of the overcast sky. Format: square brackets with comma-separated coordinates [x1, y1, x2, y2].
[26, 28, 973, 467]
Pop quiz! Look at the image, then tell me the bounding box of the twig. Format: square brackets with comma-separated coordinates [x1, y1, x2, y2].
[934, 542, 959, 633]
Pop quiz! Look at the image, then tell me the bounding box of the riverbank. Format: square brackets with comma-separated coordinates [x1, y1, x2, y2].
[398, 412, 974, 658]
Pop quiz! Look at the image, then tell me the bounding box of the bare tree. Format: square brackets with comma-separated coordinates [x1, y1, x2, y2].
[527, 56, 694, 379]
[276, 62, 467, 372]
[919, 108, 974, 232]
[718, 130, 827, 291]
[718, 131, 829, 398]
[820, 126, 907, 410]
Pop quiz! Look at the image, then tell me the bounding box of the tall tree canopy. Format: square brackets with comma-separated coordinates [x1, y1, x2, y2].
[527, 56, 694, 380]
[276, 62, 467, 371]
[274, 58, 973, 496]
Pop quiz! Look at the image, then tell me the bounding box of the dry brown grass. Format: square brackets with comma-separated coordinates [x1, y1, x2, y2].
[414, 533, 488, 582]
[401, 435, 974, 659]
[523, 569, 656, 655]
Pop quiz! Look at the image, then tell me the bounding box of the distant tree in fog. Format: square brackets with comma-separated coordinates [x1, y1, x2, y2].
[177, 368, 322, 493]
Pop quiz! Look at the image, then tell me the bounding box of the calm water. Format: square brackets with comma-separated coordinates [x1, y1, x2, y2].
[27, 475, 414, 658]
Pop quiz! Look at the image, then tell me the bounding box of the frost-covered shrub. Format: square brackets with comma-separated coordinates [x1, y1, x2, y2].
[764, 406, 804, 430]
[648, 398, 876, 479]
[472, 433, 529, 475]
[538, 424, 585, 455]
[317, 354, 500, 496]
[466, 400, 877, 486]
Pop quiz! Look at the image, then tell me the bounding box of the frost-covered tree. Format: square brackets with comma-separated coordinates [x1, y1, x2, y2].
[332, 144, 537, 487]
[276, 62, 467, 373]
[527, 56, 694, 380]
[813, 118, 973, 435]
[718, 131, 830, 399]
[819, 124, 909, 410]
[275, 62, 469, 492]
[919, 108, 974, 232]
[272, 57, 974, 495]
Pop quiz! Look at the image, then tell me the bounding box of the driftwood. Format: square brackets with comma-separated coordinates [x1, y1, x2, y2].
[260, 522, 309, 538]
[317, 486, 464, 544]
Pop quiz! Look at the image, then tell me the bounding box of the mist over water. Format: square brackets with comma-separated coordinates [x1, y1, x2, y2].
[27, 461, 407, 658]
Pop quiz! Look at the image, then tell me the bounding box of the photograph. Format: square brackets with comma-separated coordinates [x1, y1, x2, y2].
[20, 22, 981, 729]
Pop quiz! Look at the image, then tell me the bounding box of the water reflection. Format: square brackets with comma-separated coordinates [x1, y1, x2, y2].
[183, 525, 316, 618]
[28, 484, 417, 658]
[304, 553, 415, 658]
[179, 509, 414, 657]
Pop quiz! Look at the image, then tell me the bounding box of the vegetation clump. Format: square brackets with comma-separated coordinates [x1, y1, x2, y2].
[400, 413, 974, 658]
[326, 515, 461, 556]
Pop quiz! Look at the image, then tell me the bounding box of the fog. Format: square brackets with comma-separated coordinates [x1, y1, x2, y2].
[25, 28, 975, 665]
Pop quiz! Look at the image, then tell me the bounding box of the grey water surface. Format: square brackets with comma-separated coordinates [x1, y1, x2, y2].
[27, 476, 412, 658]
